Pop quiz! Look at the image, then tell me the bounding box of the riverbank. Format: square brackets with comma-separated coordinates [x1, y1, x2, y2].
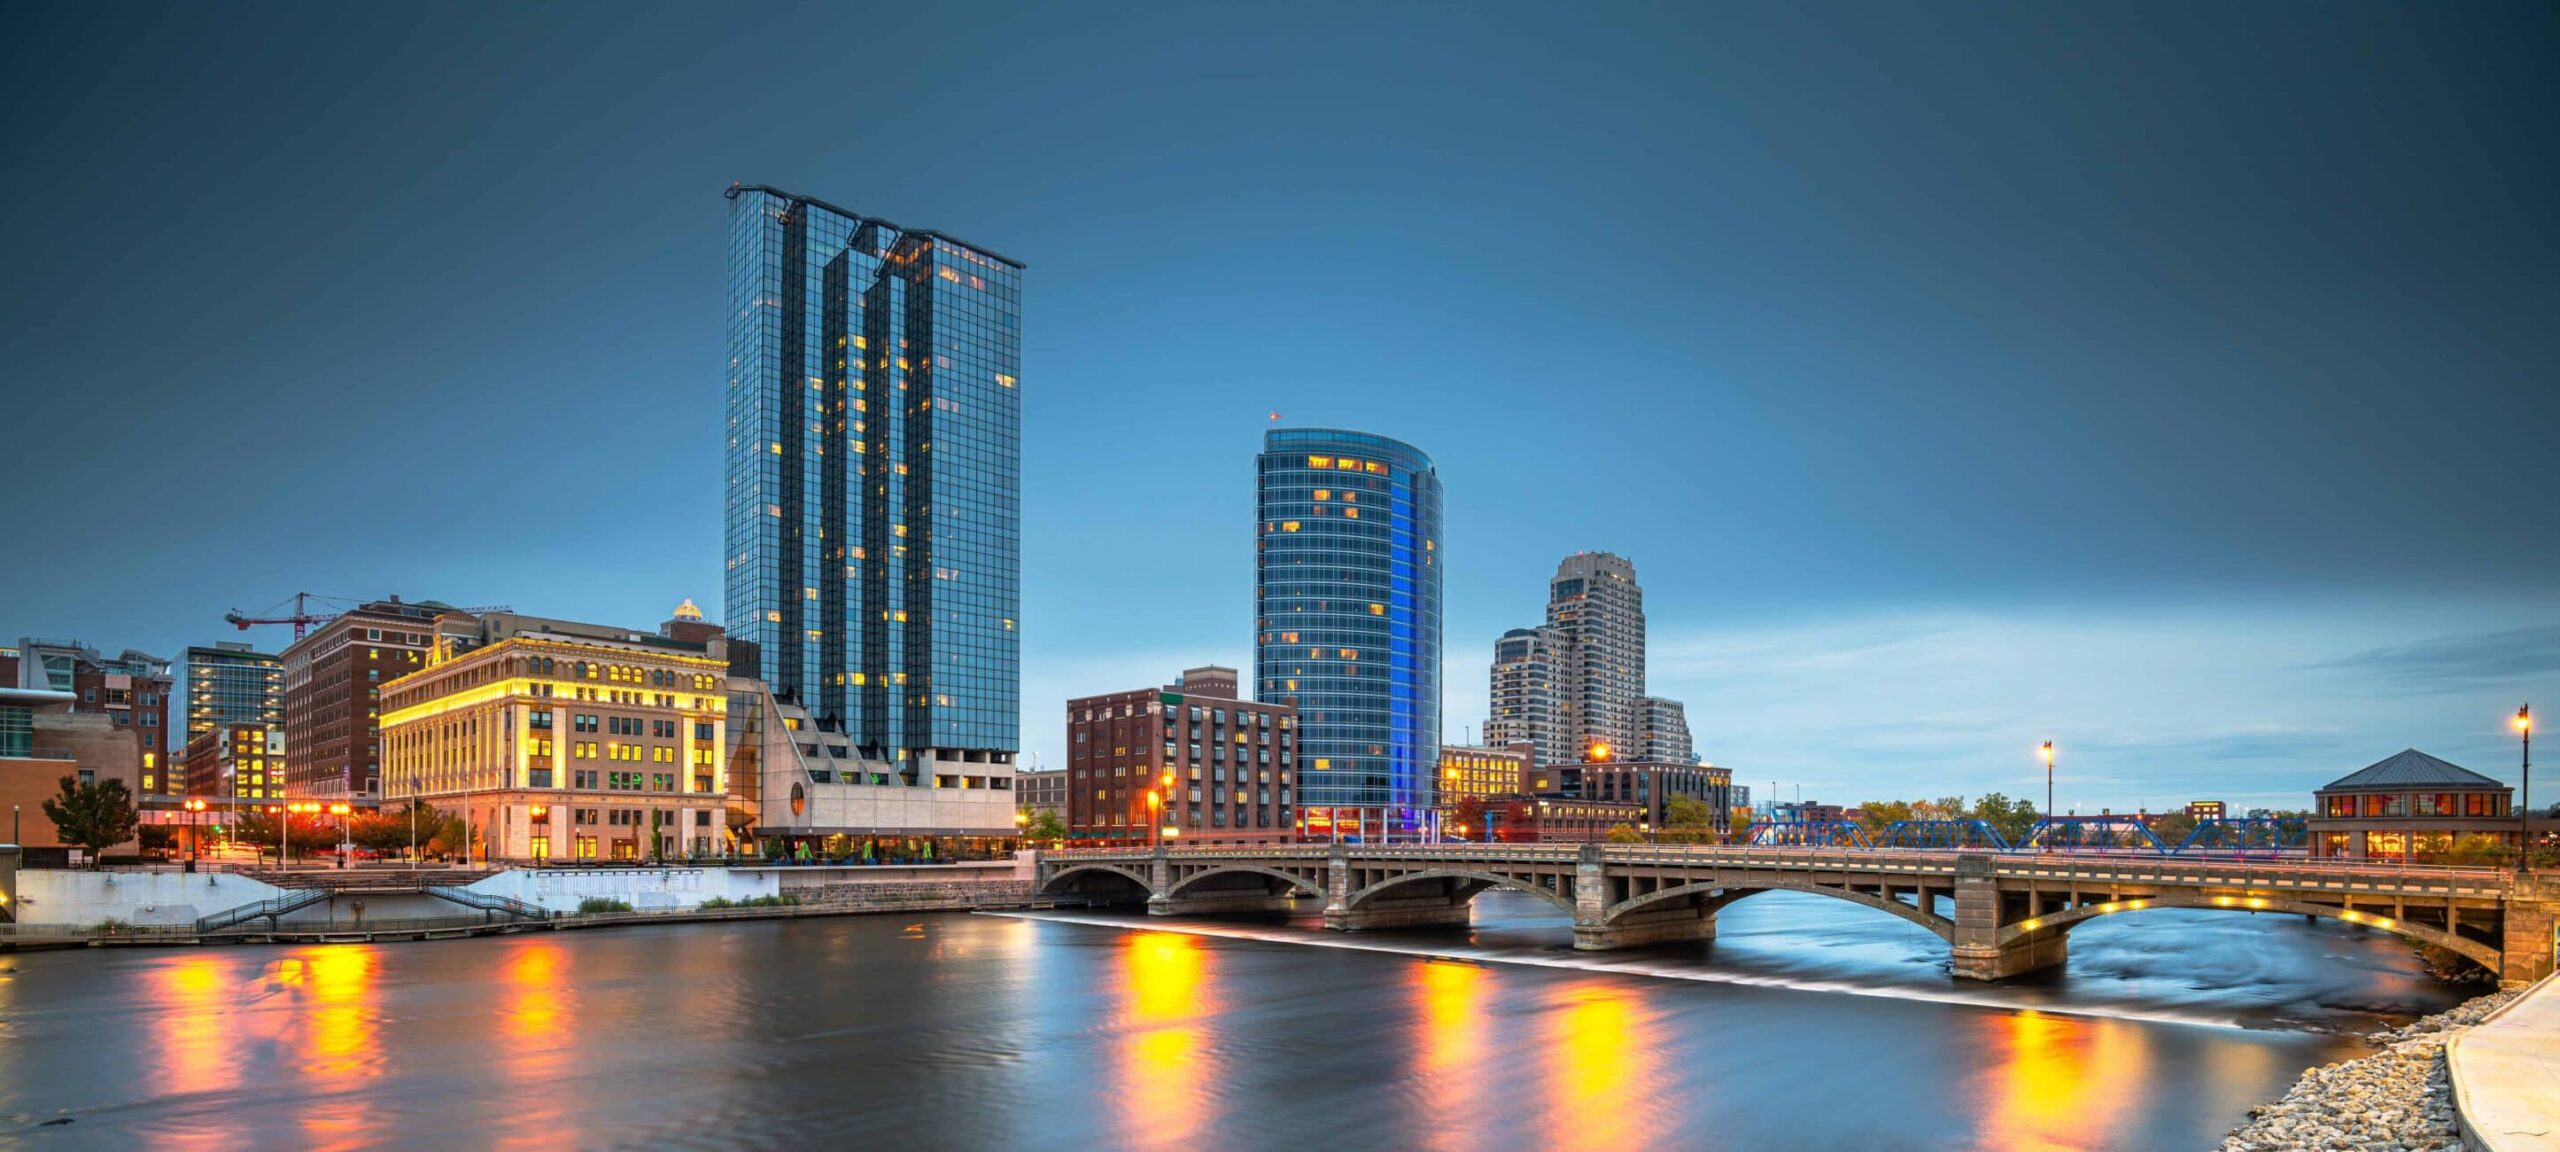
[1, 877, 1072, 951]
[2218, 987, 2526, 1152]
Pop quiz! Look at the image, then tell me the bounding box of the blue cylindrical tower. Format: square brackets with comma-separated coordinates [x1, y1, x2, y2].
[1255, 428, 1443, 838]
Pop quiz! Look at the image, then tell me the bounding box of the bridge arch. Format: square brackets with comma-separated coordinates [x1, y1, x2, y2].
[1037, 862, 1156, 898]
[1167, 865, 1324, 900]
[1346, 868, 1576, 915]
[1610, 881, 1955, 941]
[1993, 895, 2502, 972]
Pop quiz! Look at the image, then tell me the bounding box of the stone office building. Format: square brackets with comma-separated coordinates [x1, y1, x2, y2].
[380, 608, 731, 863]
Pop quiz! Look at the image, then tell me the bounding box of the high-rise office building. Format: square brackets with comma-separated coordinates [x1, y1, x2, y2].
[1548, 552, 1646, 758]
[1254, 428, 1443, 837]
[1491, 552, 1701, 771]
[1640, 695, 1693, 764]
[721, 184, 1024, 841]
[184, 642, 283, 746]
[1487, 626, 1568, 770]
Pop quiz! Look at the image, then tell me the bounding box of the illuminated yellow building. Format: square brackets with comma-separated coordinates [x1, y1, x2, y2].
[1437, 742, 1529, 837]
[380, 610, 730, 863]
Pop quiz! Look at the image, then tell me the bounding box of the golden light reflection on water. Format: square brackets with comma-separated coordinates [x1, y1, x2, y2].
[1542, 982, 1667, 1152]
[291, 947, 385, 1151]
[491, 941, 572, 1152]
[154, 955, 242, 1104]
[1978, 1009, 2148, 1151]
[1411, 960, 1489, 1152]
[1115, 931, 1215, 1151]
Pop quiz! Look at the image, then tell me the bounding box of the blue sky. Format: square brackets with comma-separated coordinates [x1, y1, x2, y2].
[3, 3, 2553, 811]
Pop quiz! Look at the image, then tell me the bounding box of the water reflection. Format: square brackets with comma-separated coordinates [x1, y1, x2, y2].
[290, 947, 384, 1151]
[1977, 1010, 2147, 1152]
[1543, 982, 1669, 1152]
[1117, 931, 1216, 1150]
[494, 940, 571, 1150]
[153, 955, 241, 1104]
[1411, 960, 1489, 1151]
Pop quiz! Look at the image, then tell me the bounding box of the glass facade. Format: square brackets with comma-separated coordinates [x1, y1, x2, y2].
[184, 645, 283, 741]
[722, 185, 1022, 770]
[1255, 428, 1443, 821]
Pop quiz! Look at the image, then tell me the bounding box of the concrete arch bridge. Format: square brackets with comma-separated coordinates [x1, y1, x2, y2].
[1035, 844, 2557, 986]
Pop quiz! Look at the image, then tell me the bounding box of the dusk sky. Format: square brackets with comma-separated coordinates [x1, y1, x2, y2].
[4, 3, 2553, 811]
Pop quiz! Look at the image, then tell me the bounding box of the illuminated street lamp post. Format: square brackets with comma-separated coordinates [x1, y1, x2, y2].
[529, 805, 549, 865]
[329, 802, 353, 868]
[1013, 809, 1029, 848]
[1147, 789, 1163, 850]
[2039, 742, 2055, 854]
[183, 799, 207, 871]
[2517, 705, 2533, 873]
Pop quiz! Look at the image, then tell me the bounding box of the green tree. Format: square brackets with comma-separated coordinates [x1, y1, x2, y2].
[1026, 807, 1068, 843]
[2148, 810, 2199, 848]
[1857, 799, 1916, 840]
[1604, 823, 1644, 844]
[2437, 834, 2512, 868]
[1663, 794, 1718, 842]
[1970, 792, 2040, 845]
[42, 775, 139, 866]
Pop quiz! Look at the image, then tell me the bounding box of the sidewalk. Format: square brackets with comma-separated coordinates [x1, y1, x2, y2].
[2451, 972, 2560, 1151]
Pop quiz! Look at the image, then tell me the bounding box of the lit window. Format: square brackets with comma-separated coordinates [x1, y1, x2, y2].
[1368, 604, 1384, 615]
[1281, 521, 1300, 532]
[1313, 489, 1330, 501]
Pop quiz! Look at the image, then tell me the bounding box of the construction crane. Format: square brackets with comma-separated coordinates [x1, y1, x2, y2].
[223, 593, 513, 642]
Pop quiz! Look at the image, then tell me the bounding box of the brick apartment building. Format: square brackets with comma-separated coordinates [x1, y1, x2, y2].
[1067, 666, 1297, 845]
[282, 597, 471, 799]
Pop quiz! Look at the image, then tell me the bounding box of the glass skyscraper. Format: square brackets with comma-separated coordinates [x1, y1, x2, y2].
[183, 642, 283, 742]
[722, 184, 1022, 771]
[1254, 428, 1443, 832]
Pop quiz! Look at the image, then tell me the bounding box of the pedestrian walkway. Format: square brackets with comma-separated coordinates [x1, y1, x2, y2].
[2451, 971, 2560, 1150]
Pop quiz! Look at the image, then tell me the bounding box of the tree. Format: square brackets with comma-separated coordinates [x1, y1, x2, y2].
[1663, 794, 1718, 842]
[1604, 823, 1644, 844]
[1451, 797, 1489, 840]
[138, 825, 178, 858]
[1970, 792, 2040, 845]
[2436, 834, 2511, 868]
[1027, 807, 1068, 843]
[1857, 800, 1916, 840]
[2148, 810, 2199, 848]
[42, 775, 139, 866]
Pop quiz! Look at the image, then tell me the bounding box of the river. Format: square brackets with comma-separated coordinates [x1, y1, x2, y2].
[0, 891, 2467, 1150]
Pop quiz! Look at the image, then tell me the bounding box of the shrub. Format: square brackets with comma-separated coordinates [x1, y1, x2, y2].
[577, 897, 634, 914]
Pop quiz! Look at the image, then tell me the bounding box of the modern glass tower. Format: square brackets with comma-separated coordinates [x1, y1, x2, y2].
[1254, 428, 1443, 832]
[722, 184, 1022, 771]
[182, 642, 283, 743]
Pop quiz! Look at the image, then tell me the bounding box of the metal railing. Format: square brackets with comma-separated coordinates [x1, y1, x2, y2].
[423, 886, 551, 920]
[194, 888, 335, 933]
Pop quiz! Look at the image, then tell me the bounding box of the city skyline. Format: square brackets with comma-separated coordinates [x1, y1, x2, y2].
[4, 4, 2554, 814]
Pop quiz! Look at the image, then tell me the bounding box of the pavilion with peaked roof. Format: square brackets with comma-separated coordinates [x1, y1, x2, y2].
[2308, 749, 2526, 860]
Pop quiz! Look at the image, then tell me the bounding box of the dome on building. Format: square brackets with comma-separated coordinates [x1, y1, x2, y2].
[672, 598, 704, 622]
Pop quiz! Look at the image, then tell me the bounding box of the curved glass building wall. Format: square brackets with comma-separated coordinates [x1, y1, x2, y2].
[1255, 428, 1443, 832]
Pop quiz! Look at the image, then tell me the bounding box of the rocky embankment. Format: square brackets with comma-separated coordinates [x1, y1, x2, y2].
[2217, 989, 2521, 1152]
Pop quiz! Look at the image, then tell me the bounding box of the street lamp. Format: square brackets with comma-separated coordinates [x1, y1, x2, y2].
[529, 805, 549, 865]
[1147, 789, 1163, 850]
[183, 799, 207, 871]
[329, 803, 353, 868]
[2039, 742, 2055, 854]
[2517, 705, 2533, 872]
